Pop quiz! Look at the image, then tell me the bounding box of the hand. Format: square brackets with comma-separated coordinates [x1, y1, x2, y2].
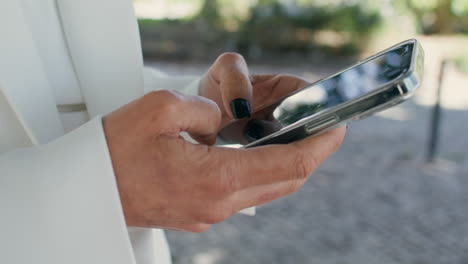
[104, 90, 346, 232]
[200, 52, 310, 144]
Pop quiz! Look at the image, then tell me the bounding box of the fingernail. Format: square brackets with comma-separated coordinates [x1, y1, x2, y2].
[245, 120, 265, 142]
[230, 98, 251, 119]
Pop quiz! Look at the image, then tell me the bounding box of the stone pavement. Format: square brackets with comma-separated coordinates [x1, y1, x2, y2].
[148, 38, 468, 263]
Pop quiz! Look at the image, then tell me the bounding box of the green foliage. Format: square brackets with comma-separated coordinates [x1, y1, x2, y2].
[137, 0, 383, 58]
[197, 0, 222, 28]
[452, 0, 468, 16]
[394, 0, 468, 34]
[410, 0, 439, 11]
[455, 55, 468, 74]
[137, 0, 467, 60]
[233, 0, 382, 56]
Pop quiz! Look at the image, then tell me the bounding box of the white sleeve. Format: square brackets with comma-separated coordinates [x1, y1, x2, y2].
[143, 66, 200, 96]
[0, 117, 137, 264]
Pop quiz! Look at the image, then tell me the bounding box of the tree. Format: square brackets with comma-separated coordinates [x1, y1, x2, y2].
[198, 0, 222, 28]
[397, 0, 468, 34]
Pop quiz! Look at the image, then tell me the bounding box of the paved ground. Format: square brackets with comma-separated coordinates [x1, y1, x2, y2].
[147, 37, 468, 264]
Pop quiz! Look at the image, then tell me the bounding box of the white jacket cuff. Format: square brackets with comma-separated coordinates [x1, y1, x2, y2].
[0, 117, 136, 264]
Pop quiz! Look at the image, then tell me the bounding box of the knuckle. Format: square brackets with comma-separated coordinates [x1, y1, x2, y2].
[218, 174, 239, 196]
[205, 177, 235, 200]
[206, 165, 240, 198]
[143, 90, 165, 102]
[146, 90, 183, 105]
[154, 91, 185, 116]
[141, 91, 161, 108]
[200, 202, 233, 224]
[186, 224, 211, 233]
[293, 151, 318, 180]
[202, 212, 227, 225]
[285, 178, 306, 195]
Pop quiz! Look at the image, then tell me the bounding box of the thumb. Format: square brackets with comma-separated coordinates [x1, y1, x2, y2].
[157, 91, 222, 145]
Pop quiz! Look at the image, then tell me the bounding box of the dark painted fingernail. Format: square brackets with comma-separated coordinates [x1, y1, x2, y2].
[230, 98, 251, 119]
[245, 120, 265, 142]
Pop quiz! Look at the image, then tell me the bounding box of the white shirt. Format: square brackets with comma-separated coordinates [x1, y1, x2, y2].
[0, 0, 200, 263]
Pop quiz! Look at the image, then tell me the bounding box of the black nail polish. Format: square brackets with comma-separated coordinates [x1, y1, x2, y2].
[245, 120, 265, 142]
[230, 98, 251, 119]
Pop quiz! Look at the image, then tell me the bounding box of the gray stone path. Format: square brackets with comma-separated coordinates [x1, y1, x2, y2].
[148, 42, 468, 263]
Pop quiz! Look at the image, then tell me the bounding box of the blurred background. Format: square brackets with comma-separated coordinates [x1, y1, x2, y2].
[133, 0, 468, 263]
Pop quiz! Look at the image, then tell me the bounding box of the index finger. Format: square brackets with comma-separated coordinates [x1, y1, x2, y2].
[214, 126, 347, 190]
[210, 53, 253, 120]
[251, 74, 310, 112]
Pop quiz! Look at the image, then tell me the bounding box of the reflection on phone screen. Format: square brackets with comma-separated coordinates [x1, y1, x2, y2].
[273, 43, 414, 128]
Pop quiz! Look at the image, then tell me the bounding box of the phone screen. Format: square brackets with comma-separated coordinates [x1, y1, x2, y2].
[273, 43, 414, 127]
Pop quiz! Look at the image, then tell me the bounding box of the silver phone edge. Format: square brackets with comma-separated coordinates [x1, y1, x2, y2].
[243, 39, 424, 149]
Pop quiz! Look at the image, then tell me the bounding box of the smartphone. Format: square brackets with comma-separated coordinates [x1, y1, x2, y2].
[244, 39, 424, 148]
